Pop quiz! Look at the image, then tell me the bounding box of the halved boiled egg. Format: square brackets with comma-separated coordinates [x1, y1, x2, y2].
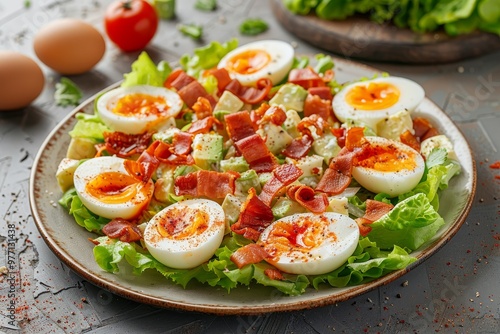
[258, 212, 359, 275]
[352, 136, 425, 197]
[97, 85, 183, 135]
[333, 77, 425, 130]
[143, 199, 225, 269]
[73, 156, 154, 220]
[217, 40, 294, 86]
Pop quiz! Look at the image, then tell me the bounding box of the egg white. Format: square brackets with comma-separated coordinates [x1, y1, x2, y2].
[97, 85, 183, 135]
[217, 40, 294, 86]
[73, 156, 154, 220]
[352, 136, 425, 197]
[143, 199, 226, 269]
[333, 76, 425, 130]
[258, 213, 359, 275]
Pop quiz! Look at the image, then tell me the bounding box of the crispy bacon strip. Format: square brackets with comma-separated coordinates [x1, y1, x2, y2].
[400, 130, 420, 152]
[287, 185, 329, 213]
[230, 243, 271, 269]
[258, 164, 303, 206]
[308, 86, 333, 100]
[355, 199, 394, 236]
[288, 67, 325, 89]
[149, 140, 195, 166]
[192, 96, 213, 120]
[316, 128, 367, 195]
[206, 68, 232, 95]
[102, 218, 142, 242]
[363, 199, 394, 221]
[178, 81, 216, 109]
[174, 170, 238, 199]
[413, 117, 439, 142]
[234, 134, 278, 173]
[264, 268, 284, 280]
[225, 111, 256, 142]
[260, 105, 287, 126]
[231, 188, 274, 241]
[331, 127, 346, 148]
[297, 114, 325, 137]
[224, 78, 273, 104]
[172, 132, 193, 155]
[304, 93, 333, 122]
[187, 116, 222, 135]
[282, 134, 313, 160]
[103, 131, 153, 158]
[164, 69, 195, 90]
[250, 103, 271, 125]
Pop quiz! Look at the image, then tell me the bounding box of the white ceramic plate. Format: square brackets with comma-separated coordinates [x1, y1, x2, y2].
[29, 58, 476, 315]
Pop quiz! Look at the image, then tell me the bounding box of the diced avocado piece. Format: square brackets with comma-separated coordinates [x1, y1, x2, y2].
[66, 137, 97, 160]
[56, 158, 79, 191]
[191, 133, 223, 170]
[376, 109, 413, 141]
[152, 124, 179, 143]
[214, 90, 244, 113]
[235, 169, 261, 195]
[295, 154, 324, 177]
[272, 198, 306, 219]
[327, 197, 349, 215]
[420, 135, 458, 161]
[257, 123, 293, 155]
[258, 172, 273, 187]
[269, 83, 308, 111]
[312, 133, 341, 164]
[174, 164, 201, 177]
[153, 169, 175, 203]
[283, 109, 302, 138]
[221, 194, 242, 234]
[220, 156, 249, 173]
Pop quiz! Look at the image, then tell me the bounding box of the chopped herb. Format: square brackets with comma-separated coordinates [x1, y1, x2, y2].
[239, 18, 269, 35]
[54, 77, 83, 107]
[178, 24, 203, 40]
[24, 0, 31, 8]
[195, 0, 217, 11]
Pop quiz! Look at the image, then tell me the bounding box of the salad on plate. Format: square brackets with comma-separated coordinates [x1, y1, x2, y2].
[55, 39, 461, 296]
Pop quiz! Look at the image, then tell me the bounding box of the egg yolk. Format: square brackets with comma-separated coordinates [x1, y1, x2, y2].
[156, 207, 209, 240]
[355, 143, 416, 172]
[86, 171, 150, 204]
[226, 49, 271, 75]
[112, 93, 168, 117]
[261, 215, 337, 258]
[345, 82, 400, 110]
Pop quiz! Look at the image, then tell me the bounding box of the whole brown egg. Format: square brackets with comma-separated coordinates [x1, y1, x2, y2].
[34, 19, 105, 75]
[0, 51, 45, 111]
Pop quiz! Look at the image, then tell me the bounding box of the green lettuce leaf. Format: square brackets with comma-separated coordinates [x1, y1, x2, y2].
[179, 39, 238, 78]
[68, 112, 110, 141]
[59, 189, 109, 233]
[55, 77, 83, 107]
[122, 51, 172, 88]
[367, 193, 444, 250]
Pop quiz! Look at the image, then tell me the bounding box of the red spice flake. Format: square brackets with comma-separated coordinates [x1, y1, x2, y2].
[495, 175, 500, 180]
[489, 161, 500, 169]
[493, 234, 500, 241]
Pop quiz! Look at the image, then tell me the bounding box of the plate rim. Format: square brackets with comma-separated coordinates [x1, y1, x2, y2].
[29, 57, 477, 315]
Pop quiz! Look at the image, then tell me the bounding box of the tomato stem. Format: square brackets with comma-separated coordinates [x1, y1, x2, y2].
[122, 0, 133, 10]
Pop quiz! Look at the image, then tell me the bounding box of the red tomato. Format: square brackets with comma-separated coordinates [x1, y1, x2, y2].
[104, 0, 159, 52]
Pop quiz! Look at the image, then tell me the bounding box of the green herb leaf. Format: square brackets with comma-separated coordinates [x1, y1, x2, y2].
[195, 0, 217, 11]
[54, 77, 83, 107]
[239, 18, 269, 36]
[178, 23, 203, 39]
